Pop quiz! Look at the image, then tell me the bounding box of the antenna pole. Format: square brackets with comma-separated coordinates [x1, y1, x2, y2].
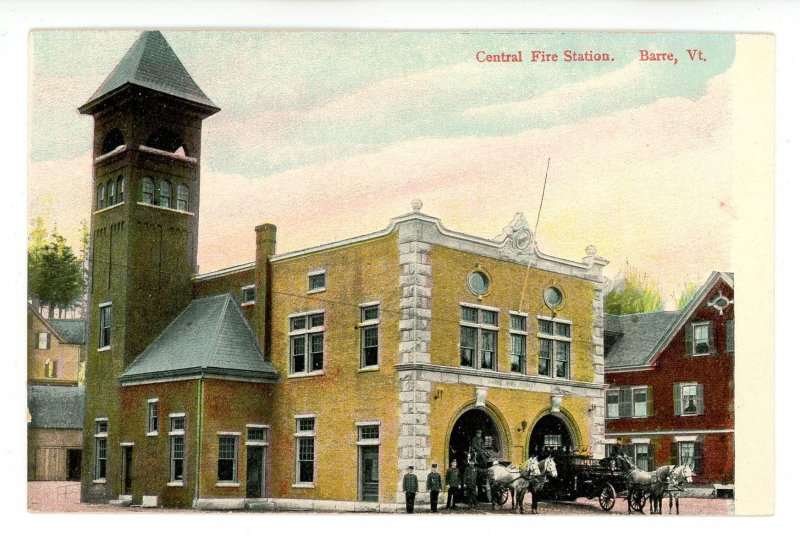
[518, 158, 550, 313]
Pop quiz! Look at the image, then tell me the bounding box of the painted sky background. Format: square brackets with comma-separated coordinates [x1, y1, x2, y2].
[29, 31, 741, 306]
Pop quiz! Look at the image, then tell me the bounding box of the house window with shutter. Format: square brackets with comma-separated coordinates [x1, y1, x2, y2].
[674, 382, 704, 416]
[673, 441, 703, 474]
[686, 321, 716, 356]
[606, 389, 619, 419]
[633, 386, 649, 418]
[726, 319, 734, 352]
[35, 332, 50, 350]
[605, 442, 653, 471]
[613, 386, 652, 418]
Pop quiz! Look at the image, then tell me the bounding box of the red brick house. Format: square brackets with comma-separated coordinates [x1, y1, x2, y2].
[604, 271, 734, 487]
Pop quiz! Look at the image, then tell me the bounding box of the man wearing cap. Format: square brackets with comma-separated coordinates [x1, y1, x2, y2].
[445, 460, 461, 509]
[402, 466, 419, 513]
[427, 463, 443, 513]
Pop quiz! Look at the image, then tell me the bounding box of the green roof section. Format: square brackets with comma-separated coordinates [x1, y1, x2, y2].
[604, 311, 681, 369]
[46, 319, 86, 345]
[28, 385, 85, 430]
[120, 294, 277, 384]
[79, 31, 218, 113]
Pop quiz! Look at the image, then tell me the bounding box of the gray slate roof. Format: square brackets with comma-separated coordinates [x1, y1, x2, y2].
[604, 311, 681, 369]
[120, 294, 277, 384]
[28, 385, 85, 429]
[80, 31, 218, 113]
[47, 319, 86, 345]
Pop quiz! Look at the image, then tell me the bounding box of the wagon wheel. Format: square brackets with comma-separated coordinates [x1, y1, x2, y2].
[598, 483, 616, 511]
[492, 486, 509, 506]
[629, 488, 647, 513]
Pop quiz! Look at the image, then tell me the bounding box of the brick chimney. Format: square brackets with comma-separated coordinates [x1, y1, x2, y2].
[254, 223, 276, 358]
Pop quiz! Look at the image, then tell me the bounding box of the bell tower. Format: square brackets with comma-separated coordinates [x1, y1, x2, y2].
[79, 31, 219, 502]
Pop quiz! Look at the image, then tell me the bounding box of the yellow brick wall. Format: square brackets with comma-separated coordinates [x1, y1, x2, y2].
[268, 233, 401, 503]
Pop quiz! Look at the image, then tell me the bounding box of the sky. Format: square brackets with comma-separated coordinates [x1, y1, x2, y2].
[28, 30, 749, 305]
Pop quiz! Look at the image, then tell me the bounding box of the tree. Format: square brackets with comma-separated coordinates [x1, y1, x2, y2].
[28, 224, 86, 318]
[604, 264, 665, 315]
[674, 281, 700, 310]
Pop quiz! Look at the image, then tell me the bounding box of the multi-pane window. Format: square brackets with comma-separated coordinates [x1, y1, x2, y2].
[289, 312, 325, 375]
[358, 424, 380, 442]
[159, 180, 172, 208]
[248, 427, 268, 443]
[543, 434, 561, 449]
[141, 177, 155, 204]
[538, 318, 571, 378]
[609, 386, 652, 418]
[176, 184, 189, 211]
[35, 332, 50, 350]
[675, 441, 703, 473]
[241, 285, 256, 304]
[217, 436, 238, 483]
[510, 313, 527, 373]
[633, 387, 648, 418]
[147, 400, 159, 434]
[460, 306, 498, 370]
[94, 419, 108, 481]
[360, 304, 380, 368]
[97, 183, 106, 209]
[295, 417, 316, 484]
[606, 443, 653, 471]
[169, 416, 185, 483]
[99, 303, 112, 348]
[308, 272, 326, 291]
[692, 322, 710, 355]
[675, 382, 704, 416]
[116, 176, 125, 203]
[606, 389, 619, 419]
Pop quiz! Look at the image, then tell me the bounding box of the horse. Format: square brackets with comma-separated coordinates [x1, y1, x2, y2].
[486, 456, 537, 510]
[662, 464, 694, 515]
[622, 457, 673, 515]
[511, 455, 558, 514]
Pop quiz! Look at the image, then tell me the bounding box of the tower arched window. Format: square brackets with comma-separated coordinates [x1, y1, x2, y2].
[116, 176, 125, 203]
[176, 184, 189, 211]
[107, 179, 116, 206]
[159, 180, 172, 208]
[141, 177, 155, 204]
[101, 128, 125, 155]
[97, 183, 106, 209]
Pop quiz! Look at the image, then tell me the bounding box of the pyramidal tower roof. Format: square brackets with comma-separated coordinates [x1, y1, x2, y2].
[79, 31, 219, 114]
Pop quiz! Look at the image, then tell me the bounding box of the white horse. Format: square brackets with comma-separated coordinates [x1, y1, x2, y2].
[486, 456, 537, 510]
[663, 464, 694, 514]
[511, 455, 557, 514]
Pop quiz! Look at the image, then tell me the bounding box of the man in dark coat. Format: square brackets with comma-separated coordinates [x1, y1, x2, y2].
[427, 463, 442, 512]
[464, 462, 478, 509]
[402, 466, 419, 513]
[445, 460, 461, 509]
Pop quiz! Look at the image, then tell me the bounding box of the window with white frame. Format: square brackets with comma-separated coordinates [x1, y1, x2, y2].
[692, 322, 710, 355]
[675, 441, 703, 473]
[605, 442, 653, 471]
[358, 424, 380, 442]
[360, 304, 380, 369]
[289, 312, 325, 375]
[675, 382, 704, 416]
[538, 317, 571, 378]
[217, 435, 238, 483]
[147, 400, 159, 434]
[35, 332, 50, 350]
[107, 179, 116, 206]
[94, 419, 108, 481]
[460, 305, 498, 370]
[510, 313, 527, 374]
[606, 389, 619, 419]
[247, 426, 268, 443]
[116, 176, 125, 203]
[241, 284, 256, 305]
[99, 303, 112, 349]
[308, 271, 326, 292]
[169, 415, 185, 483]
[633, 387, 648, 418]
[295, 417, 316, 485]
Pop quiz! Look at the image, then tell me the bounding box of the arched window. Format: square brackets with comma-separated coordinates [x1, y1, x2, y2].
[107, 179, 116, 206]
[116, 176, 125, 203]
[176, 184, 189, 211]
[44, 359, 58, 378]
[146, 129, 186, 155]
[97, 183, 106, 209]
[141, 177, 155, 204]
[159, 180, 172, 208]
[101, 128, 125, 155]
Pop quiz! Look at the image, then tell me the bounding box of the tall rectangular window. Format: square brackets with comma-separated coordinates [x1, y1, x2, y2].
[170, 415, 185, 483]
[726, 319, 734, 352]
[35, 332, 50, 350]
[97, 183, 106, 209]
[692, 322, 710, 355]
[176, 184, 189, 211]
[675, 382, 704, 416]
[217, 436, 238, 483]
[460, 305, 498, 370]
[289, 312, 325, 375]
[159, 180, 172, 208]
[538, 318, 571, 378]
[94, 419, 108, 481]
[116, 177, 125, 203]
[633, 387, 648, 418]
[675, 441, 703, 473]
[147, 400, 159, 434]
[99, 303, 112, 348]
[606, 389, 619, 419]
[295, 417, 316, 485]
[360, 304, 380, 369]
[107, 180, 116, 206]
[510, 313, 527, 374]
[141, 177, 155, 204]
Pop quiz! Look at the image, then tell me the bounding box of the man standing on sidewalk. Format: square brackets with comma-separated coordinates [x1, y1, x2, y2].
[403, 466, 418, 513]
[427, 463, 442, 513]
[464, 462, 478, 509]
[445, 460, 460, 509]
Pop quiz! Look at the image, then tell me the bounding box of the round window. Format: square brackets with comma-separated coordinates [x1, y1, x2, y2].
[544, 287, 564, 309]
[468, 271, 490, 296]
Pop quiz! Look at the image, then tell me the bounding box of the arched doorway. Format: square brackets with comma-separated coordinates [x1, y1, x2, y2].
[448, 408, 506, 467]
[528, 414, 575, 458]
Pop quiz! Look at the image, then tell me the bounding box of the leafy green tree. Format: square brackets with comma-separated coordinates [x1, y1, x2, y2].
[604, 264, 665, 315]
[674, 281, 700, 310]
[28, 223, 86, 318]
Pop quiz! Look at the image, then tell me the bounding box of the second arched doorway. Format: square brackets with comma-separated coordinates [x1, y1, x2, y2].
[528, 413, 575, 458]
